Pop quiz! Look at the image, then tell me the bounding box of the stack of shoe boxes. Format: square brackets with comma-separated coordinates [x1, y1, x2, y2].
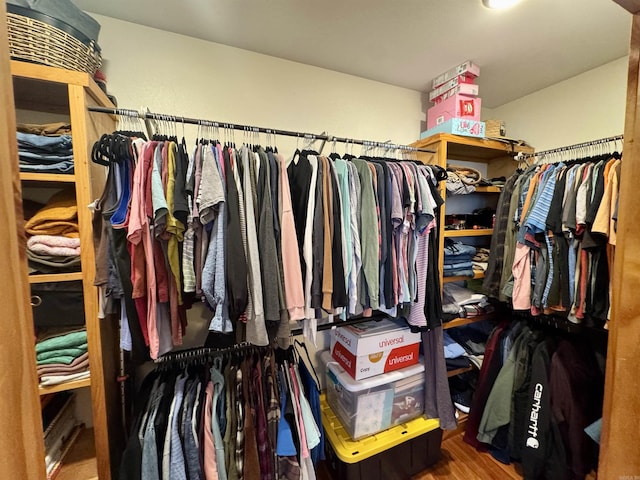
[421, 60, 485, 139]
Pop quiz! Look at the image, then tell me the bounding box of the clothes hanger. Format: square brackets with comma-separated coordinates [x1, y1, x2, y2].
[293, 339, 321, 390]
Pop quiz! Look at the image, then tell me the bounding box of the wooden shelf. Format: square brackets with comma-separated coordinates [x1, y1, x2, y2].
[19, 172, 75, 183]
[29, 272, 83, 284]
[444, 228, 493, 238]
[474, 185, 503, 193]
[55, 427, 98, 480]
[413, 133, 534, 162]
[448, 185, 503, 195]
[443, 412, 469, 441]
[39, 377, 91, 396]
[443, 270, 485, 283]
[444, 314, 494, 330]
[11, 60, 114, 114]
[447, 365, 476, 377]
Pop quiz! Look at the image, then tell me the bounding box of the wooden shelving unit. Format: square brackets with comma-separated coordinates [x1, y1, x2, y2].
[410, 134, 534, 432]
[412, 133, 533, 284]
[11, 60, 118, 480]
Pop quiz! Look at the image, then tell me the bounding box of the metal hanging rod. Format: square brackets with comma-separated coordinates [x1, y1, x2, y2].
[87, 105, 435, 154]
[523, 134, 623, 159]
[154, 341, 270, 364]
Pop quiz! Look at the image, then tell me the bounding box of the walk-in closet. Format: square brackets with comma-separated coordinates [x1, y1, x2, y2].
[1, 1, 639, 479]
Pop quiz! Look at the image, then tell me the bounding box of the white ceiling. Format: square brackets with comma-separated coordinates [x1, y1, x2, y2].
[73, 0, 632, 108]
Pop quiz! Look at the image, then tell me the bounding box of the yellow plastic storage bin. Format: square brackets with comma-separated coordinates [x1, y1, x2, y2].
[321, 394, 442, 480]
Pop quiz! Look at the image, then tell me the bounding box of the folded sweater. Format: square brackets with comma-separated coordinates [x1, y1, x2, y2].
[36, 330, 87, 355]
[24, 190, 79, 238]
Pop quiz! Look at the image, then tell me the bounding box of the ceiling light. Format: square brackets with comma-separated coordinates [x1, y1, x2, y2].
[482, 0, 521, 9]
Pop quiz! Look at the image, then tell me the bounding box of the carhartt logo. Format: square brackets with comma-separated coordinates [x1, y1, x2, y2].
[526, 383, 543, 449]
[526, 437, 539, 449]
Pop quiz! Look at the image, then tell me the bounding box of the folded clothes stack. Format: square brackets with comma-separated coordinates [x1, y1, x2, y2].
[36, 329, 89, 387]
[472, 247, 490, 272]
[443, 240, 476, 277]
[16, 122, 74, 174]
[25, 190, 81, 274]
[443, 283, 495, 320]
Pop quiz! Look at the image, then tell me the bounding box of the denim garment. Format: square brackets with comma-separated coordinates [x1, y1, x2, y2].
[443, 241, 476, 257]
[17, 132, 72, 153]
[19, 159, 74, 173]
[168, 374, 188, 480]
[210, 361, 227, 480]
[19, 150, 74, 161]
[141, 382, 166, 480]
[182, 380, 202, 480]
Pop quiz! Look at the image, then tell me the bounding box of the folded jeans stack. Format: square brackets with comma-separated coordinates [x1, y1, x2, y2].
[25, 190, 81, 274]
[16, 122, 74, 173]
[444, 240, 477, 277]
[36, 330, 89, 386]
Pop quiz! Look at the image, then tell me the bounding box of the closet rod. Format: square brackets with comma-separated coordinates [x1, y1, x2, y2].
[155, 341, 269, 364]
[523, 134, 623, 159]
[87, 105, 436, 154]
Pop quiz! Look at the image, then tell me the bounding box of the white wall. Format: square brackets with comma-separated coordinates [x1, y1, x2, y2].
[91, 14, 422, 153]
[490, 56, 628, 152]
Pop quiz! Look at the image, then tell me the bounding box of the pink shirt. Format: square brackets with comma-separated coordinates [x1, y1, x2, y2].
[127, 141, 159, 359]
[277, 154, 305, 320]
[203, 382, 219, 480]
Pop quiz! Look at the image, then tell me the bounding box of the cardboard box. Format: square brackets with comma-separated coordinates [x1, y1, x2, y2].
[322, 351, 425, 439]
[430, 75, 476, 101]
[330, 318, 422, 380]
[432, 60, 480, 89]
[430, 83, 479, 104]
[427, 94, 482, 130]
[420, 118, 486, 139]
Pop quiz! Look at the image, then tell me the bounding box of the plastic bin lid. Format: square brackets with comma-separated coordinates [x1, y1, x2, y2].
[321, 350, 424, 392]
[321, 394, 440, 463]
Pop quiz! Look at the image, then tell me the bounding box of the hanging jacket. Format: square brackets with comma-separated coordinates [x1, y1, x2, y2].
[521, 338, 568, 480]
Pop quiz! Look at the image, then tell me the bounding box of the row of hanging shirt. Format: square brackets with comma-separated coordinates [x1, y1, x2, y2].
[483, 151, 621, 326]
[120, 346, 323, 480]
[92, 133, 447, 360]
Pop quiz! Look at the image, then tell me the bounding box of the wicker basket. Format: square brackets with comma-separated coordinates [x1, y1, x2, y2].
[485, 120, 506, 138]
[6, 9, 102, 75]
